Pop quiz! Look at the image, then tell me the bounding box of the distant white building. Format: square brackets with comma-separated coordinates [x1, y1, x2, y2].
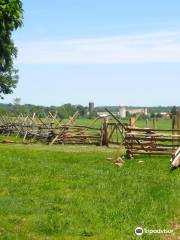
[119, 106, 148, 118]
[144, 107, 148, 116]
[119, 105, 126, 118]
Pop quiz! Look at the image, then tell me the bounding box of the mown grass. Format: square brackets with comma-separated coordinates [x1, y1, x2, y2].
[0, 144, 179, 239]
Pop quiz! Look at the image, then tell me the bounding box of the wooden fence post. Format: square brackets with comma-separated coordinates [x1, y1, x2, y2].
[172, 112, 180, 131]
[102, 117, 109, 146]
[172, 115, 175, 130]
[129, 117, 136, 128]
[145, 119, 149, 128]
[153, 118, 157, 128]
[177, 112, 180, 130]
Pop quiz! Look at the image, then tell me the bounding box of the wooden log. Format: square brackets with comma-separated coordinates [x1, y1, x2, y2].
[129, 150, 173, 155]
[127, 127, 180, 133]
[125, 135, 180, 141]
[125, 142, 180, 148]
[126, 146, 175, 151]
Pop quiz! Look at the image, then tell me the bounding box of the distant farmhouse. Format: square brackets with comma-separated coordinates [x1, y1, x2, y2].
[119, 106, 148, 118]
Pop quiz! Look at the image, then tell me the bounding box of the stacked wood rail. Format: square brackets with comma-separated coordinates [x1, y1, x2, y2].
[105, 108, 180, 165]
[125, 127, 180, 156]
[0, 112, 105, 146]
[50, 125, 102, 145]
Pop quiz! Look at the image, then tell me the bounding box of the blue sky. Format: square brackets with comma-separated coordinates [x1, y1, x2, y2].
[4, 0, 180, 106]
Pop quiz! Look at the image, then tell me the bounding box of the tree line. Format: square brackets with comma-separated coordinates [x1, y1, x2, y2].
[0, 102, 179, 119]
[0, 103, 88, 118]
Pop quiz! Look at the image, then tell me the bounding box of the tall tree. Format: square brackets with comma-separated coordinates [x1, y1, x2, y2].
[0, 0, 23, 99]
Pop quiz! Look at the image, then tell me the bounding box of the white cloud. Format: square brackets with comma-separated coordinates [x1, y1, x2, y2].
[16, 31, 180, 64]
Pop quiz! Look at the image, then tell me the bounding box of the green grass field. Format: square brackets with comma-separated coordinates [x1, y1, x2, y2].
[135, 119, 172, 129]
[0, 143, 179, 240]
[73, 117, 173, 131]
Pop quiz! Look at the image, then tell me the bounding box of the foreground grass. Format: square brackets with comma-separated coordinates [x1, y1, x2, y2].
[0, 144, 179, 240]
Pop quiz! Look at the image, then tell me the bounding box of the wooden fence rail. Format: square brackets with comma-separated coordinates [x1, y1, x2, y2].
[124, 127, 180, 156]
[105, 108, 180, 162]
[0, 113, 106, 146]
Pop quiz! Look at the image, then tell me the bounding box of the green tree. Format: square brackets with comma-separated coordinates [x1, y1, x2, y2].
[171, 106, 177, 116]
[0, 0, 23, 99]
[58, 104, 77, 119]
[76, 105, 87, 117]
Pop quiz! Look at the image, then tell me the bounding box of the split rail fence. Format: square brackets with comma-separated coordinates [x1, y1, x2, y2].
[0, 112, 108, 146]
[1, 110, 180, 158]
[105, 109, 180, 163]
[124, 127, 180, 156]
